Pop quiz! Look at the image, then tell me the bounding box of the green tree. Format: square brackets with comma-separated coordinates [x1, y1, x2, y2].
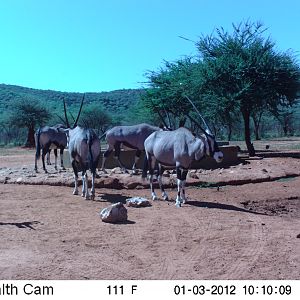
[197, 21, 300, 155]
[79, 103, 113, 135]
[272, 104, 295, 136]
[144, 58, 204, 129]
[144, 57, 239, 136]
[9, 98, 51, 147]
[144, 22, 300, 149]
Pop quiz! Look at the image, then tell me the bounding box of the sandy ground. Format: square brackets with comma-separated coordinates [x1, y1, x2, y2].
[0, 147, 300, 280]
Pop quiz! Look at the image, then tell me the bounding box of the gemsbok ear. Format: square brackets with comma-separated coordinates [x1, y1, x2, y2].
[57, 127, 69, 134]
[205, 128, 213, 136]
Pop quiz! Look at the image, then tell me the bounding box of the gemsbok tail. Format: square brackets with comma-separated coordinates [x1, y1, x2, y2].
[35, 128, 42, 160]
[142, 154, 149, 179]
[87, 129, 97, 173]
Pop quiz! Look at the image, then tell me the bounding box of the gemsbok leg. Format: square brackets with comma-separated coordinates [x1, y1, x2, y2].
[101, 147, 113, 173]
[72, 161, 79, 196]
[53, 149, 58, 170]
[114, 142, 128, 173]
[175, 167, 188, 207]
[147, 155, 158, 201]
[41, 146, 49, 173]
[46, 150, 51, 165]
[60, 148, 65, 170]
[131, 150, 142, 174]
[157, 165, 169, 201]
[91, 171, 96, 200]
[81, 170, 90, 200]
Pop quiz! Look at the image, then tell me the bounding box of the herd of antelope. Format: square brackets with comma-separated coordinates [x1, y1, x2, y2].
[34, 95, 223, 207]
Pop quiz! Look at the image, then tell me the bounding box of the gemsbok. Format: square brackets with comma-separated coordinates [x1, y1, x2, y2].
[101, 123, 162, 174]
[34, 124, 67, 173]
[142, 96, 223, 207]
[62, 95, 101, 200]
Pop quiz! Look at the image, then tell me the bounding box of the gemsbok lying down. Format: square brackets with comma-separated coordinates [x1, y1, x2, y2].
[142, 127, 223, 207]
[61, 95, 101, 200]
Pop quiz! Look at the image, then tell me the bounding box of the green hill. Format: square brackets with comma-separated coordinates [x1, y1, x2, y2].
[0, 83, 144, 124]
[1, 83, 299, 146]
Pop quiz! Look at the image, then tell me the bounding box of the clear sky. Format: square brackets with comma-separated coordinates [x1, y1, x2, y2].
[0, 0, 299, 93]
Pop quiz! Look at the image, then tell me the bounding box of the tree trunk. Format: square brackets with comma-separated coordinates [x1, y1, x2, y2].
[227, 123, 232, 141]
[2, 125, 12, 144]
[242, 110, 256, 156]
[283, 114, 293, 136]
[253, 117, 261, 140]
[254, 123, 260, 140]
[25, 125, 35, 147]
[252, 112, 263, 141]
[283, 122, 288, 136]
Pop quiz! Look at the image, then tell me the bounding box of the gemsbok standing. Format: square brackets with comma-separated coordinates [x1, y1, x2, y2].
[142, 97, 223, 207]
[101, 123, 162, 174]
[34, 124, 67, 173]
[46, 124, 68, 166]
[62, 95, 101, 200]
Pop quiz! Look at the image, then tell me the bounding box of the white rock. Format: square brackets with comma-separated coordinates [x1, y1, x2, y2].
[126, 197, 151, 207]
[100, 202, 128, 223]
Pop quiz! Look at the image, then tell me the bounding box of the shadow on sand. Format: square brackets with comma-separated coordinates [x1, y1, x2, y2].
[186, 200, 267, 216]
[0, 220, 41, 230]
[95, 193, 128, 204]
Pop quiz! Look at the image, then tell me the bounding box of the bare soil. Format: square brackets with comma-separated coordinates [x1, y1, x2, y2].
[0, 147, 299, 280]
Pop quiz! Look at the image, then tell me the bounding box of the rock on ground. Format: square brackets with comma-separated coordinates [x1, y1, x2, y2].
[126, 197, 151, 207]
[99, 202, 128, 223]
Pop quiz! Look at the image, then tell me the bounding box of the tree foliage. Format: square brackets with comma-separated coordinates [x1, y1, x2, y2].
[143, 58, 203, 129]
[0, 84, 148, 145]
[197, 21, 300, 154]
[9, 98, 51, 146]
[143, 21, 300, 154]
[1, 21, 300, 150]
[0, 84, 144, 126]
[79, 103, 114, 135]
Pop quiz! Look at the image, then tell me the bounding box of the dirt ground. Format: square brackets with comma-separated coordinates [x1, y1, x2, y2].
[0, 147, 299, 280]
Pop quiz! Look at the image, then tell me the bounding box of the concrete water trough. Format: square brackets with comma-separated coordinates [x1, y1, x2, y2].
[62, 144, 239, 170]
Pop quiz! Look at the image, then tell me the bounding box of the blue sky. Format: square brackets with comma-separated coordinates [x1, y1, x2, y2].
[0, 0, 299, 93]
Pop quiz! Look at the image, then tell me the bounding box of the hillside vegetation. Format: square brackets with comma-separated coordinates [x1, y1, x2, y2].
[0, 83, 144, 124]
[0, 83, 154, 146]
[1, 82, 300, 147]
